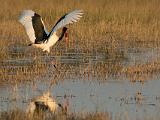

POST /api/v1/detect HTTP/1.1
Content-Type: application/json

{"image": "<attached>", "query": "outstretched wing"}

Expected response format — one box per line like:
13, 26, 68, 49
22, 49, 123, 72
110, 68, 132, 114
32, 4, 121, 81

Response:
19, 10, 49, 44
48, 10, 83, 38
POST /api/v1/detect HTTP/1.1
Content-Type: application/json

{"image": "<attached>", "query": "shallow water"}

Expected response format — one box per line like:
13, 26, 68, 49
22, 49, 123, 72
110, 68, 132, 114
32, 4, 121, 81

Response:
0, 46, 160, 120
0, 77, 160, 120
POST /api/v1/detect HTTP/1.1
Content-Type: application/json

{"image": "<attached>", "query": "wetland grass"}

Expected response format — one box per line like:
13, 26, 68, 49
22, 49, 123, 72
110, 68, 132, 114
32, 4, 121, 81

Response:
0, 1, 160, 119
122, 60, 160, 83
0, 109, 160, 120
0, 0, 159, 53
0, 0, 160, 82
0, 109, 111, 120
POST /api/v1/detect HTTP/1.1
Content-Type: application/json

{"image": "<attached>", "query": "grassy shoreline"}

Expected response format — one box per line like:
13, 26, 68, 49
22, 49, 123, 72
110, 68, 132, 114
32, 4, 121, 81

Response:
0, 109, 111, 120
0, 0, 159, 51
1, 109, 160, 120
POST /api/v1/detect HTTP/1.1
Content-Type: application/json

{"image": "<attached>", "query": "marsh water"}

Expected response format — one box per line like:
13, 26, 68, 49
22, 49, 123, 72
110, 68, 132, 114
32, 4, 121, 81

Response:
0, 46, 160, 120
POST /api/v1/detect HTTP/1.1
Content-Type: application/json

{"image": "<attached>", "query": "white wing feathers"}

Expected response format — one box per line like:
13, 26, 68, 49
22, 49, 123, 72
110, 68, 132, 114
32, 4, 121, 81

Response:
41, 18, 49, 35
50, 10, 83, 36
19, 10, 35, 25
19, 10, 36, 43
19, 9, 83, 46
19, 10, 49, 43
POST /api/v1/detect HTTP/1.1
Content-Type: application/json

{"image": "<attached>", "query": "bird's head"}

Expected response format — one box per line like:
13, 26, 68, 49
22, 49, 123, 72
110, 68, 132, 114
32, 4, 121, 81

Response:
63, 27, 68, 33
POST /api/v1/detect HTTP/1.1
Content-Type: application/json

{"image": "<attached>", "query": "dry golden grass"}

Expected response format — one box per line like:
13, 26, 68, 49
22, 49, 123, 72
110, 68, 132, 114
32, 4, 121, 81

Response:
0, 0, 160, 83
0, 109, 160, 120
0, 109, 111, 120
0, 0, 160, 52
122, 60, 160, 83
0, 0, 159, 52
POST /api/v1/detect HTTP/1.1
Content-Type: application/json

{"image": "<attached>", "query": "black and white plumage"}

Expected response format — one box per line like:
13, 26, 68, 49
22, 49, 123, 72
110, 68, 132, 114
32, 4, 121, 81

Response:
26, 92, 63, 115
19, 10, 83, 53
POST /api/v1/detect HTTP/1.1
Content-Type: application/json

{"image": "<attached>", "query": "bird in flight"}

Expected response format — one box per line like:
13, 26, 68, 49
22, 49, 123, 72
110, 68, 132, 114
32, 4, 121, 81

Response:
19, 9, 83, 53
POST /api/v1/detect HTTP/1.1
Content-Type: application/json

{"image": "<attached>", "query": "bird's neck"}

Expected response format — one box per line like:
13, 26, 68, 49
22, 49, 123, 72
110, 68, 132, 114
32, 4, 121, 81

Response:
58, 27, 68, 41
